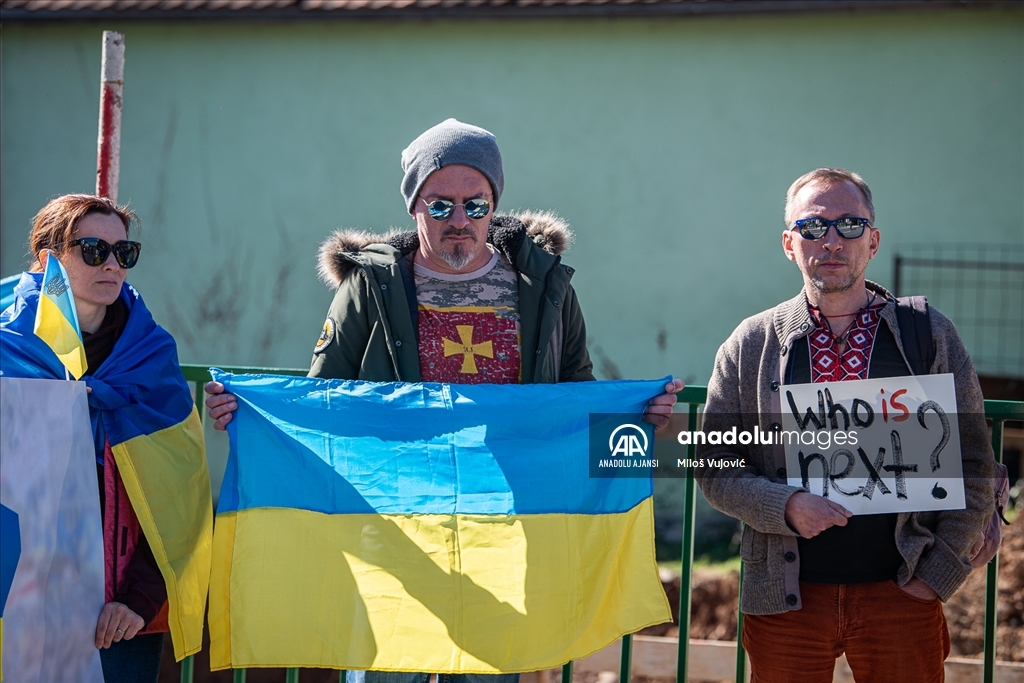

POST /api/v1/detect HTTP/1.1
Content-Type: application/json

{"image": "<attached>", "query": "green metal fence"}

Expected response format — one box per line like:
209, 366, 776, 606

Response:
178, 365, 1023, 683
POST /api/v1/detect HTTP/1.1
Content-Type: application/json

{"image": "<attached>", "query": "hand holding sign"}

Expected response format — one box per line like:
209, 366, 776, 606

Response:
782, 374, 964, 515
784, 491, 852, 538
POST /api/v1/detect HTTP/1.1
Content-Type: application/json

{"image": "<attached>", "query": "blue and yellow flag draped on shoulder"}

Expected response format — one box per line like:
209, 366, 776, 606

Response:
0, 272, 213, 662
208, 370, 672, 673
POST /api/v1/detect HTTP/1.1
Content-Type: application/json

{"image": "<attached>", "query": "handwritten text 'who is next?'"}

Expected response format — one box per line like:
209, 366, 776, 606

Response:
782, 374, 963, 516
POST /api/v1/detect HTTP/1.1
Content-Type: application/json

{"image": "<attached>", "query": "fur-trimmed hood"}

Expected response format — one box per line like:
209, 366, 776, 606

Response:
317, 210, 574, 289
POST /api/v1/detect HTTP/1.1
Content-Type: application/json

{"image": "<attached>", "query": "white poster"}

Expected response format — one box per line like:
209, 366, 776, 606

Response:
0, 377, 105, 683
781, 373, 964, 515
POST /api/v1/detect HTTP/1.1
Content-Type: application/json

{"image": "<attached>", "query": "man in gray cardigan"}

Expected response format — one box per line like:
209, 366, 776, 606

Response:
696, 168, 995, 683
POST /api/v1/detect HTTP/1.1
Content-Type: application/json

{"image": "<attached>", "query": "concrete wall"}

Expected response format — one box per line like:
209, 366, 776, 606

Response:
3, 10, 1022, 385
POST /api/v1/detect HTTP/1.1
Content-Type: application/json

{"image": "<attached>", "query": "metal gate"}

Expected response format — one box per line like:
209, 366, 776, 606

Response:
893, 244, 1024, 379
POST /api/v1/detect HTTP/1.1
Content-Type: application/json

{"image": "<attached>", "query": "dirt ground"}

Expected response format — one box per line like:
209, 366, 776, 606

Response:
640, 513, 1024, 662
945, 512, 1024, 660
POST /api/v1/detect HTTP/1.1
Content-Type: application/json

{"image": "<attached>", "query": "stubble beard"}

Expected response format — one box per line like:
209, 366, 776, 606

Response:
808, 257, 865, 294
809, 272, 858, 294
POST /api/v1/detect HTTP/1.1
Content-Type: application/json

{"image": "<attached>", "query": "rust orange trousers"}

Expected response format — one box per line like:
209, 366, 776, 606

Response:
742, 580, 950, 683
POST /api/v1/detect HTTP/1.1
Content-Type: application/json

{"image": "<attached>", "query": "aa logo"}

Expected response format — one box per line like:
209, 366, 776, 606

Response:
609, 424, 648, 458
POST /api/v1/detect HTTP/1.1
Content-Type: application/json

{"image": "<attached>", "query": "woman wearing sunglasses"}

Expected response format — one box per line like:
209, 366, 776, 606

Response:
0, 194, 212, 683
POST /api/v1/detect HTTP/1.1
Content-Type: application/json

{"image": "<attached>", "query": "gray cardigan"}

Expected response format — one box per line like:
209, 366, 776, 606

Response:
696, 283, 995, 615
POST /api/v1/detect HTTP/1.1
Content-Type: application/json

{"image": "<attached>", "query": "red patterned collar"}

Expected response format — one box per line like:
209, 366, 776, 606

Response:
806, 300, 885, 382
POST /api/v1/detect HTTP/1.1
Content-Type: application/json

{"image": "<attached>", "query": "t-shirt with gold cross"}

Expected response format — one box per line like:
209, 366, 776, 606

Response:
414, 248, 521, 384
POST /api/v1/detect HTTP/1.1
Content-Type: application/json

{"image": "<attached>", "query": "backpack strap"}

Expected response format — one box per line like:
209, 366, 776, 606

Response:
894, 296, 935, 376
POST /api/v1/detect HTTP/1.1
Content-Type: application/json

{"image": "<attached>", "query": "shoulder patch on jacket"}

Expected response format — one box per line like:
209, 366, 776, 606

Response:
314, 317, 336, 354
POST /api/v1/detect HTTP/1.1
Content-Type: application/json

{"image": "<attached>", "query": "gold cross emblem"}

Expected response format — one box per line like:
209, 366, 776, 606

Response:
442, 325, 493, 374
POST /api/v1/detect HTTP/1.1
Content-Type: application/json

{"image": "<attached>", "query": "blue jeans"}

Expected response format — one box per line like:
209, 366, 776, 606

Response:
350, 671, 520, 683
99, 632, 163, 683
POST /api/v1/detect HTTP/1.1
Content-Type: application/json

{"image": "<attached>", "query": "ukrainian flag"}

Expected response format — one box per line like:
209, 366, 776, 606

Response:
209, 370, 672, 673
0, 504, 20, 681
33, 252, 87, 379
0, 272, 213, 662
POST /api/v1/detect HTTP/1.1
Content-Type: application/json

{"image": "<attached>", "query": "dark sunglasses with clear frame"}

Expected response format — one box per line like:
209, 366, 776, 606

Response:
61, 237, 142, 269
420, 197, 491, 221
792, 216, 871, 240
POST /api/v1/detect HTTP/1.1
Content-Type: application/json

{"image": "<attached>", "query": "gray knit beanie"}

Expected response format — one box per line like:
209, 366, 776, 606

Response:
400, 119, 504, 214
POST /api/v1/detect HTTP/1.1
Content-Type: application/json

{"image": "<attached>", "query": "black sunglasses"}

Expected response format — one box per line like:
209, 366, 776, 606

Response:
792, 217, 871, 240
64, 237, 142, 269
420, 197, 491, 221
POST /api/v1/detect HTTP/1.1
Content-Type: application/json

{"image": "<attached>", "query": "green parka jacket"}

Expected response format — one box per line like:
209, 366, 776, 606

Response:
309, 211, 595, 384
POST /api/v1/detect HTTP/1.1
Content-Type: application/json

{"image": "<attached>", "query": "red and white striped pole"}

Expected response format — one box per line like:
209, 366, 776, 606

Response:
96, 31, 124, 203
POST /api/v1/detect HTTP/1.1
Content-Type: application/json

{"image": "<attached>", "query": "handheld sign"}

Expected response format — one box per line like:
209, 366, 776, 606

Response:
0, 377, 104, 682
781, 374, 963, 515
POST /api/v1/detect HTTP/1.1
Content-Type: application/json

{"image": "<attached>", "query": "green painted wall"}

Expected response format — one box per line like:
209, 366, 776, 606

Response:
3, 11, 1022, 387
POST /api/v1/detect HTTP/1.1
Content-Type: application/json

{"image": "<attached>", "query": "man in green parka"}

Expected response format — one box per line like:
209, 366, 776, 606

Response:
205, 118, 682, 683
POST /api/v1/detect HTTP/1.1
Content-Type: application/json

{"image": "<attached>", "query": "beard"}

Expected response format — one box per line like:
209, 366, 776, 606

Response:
439, 229, 479, 271
809, 272, 858, 294
808, 258, 860, 294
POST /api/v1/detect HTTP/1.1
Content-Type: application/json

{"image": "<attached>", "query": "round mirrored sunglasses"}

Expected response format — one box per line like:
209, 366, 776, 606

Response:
420, 197, 491, 221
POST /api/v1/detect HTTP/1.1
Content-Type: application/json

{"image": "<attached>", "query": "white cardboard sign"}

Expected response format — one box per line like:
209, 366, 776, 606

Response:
0, 377, 105, 683
782, 373, 964, 515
